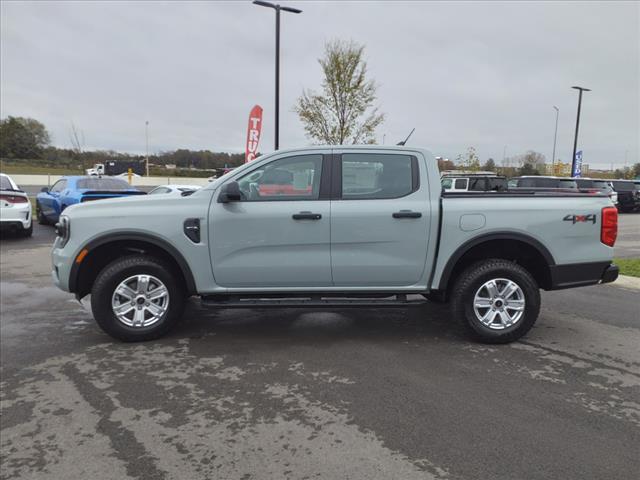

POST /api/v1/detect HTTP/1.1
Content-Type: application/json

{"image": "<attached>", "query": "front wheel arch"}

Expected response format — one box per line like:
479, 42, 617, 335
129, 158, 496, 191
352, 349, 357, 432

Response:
70, 233, 197, 298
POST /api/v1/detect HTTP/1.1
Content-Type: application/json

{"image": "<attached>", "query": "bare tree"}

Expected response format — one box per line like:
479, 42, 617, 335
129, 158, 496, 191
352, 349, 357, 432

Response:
69, 122, 85, 155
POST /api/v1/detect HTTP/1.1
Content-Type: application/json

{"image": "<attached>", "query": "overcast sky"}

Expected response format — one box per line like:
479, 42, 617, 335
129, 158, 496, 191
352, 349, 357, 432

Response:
1, 1, 638, 169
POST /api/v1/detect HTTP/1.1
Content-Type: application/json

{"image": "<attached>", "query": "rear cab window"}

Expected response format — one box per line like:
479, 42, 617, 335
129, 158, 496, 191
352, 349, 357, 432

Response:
0, 176, 14, 191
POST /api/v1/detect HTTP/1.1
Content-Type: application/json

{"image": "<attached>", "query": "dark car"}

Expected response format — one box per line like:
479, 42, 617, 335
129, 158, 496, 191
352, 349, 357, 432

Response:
441, 175, 508, 192
36, 176, 146, 225
609, 180, 640, 213
509, 176, 578, 191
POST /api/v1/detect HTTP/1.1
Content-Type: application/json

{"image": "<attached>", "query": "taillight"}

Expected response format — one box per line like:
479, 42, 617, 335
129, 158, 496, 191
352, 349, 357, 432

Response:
0, 194, 28, 203
601, 206, 618, 247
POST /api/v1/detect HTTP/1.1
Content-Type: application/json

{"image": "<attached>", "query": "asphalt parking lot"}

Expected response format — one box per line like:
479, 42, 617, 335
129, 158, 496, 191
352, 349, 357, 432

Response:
1, 215, 639, 480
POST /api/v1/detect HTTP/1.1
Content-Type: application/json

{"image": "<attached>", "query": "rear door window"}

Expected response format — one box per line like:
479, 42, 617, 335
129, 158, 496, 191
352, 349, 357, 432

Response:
487, 178, 508, 191
468, 178, 486, 191
341, 153, 417, 199
454, 178, 468, 190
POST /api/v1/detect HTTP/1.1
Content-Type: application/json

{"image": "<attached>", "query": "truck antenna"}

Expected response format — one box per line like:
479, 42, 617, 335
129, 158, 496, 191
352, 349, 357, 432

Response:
396, 128, 415, 146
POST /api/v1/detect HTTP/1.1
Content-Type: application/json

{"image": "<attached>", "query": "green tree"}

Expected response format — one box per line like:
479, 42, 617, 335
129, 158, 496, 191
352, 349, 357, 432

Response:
632, 162, 640, 178
519, 163, 540, 176
482, 158, 496, 171
295, 39, 384, 144
0, 117, 50, 159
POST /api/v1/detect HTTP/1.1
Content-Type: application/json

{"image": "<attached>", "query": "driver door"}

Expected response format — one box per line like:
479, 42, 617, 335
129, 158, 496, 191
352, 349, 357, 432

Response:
42, 179, 66, 219
210, 151, 332, 288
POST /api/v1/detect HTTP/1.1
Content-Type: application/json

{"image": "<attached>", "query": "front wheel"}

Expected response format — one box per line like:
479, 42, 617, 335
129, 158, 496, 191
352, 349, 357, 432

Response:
451, 259, 540, 344
91, 255, 185, 341
36, 202, 48, 225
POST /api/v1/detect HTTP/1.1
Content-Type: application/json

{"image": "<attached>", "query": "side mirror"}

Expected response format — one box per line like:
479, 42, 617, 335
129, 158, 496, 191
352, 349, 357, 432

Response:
218, 181, 242, 203
41, 187, 49, 193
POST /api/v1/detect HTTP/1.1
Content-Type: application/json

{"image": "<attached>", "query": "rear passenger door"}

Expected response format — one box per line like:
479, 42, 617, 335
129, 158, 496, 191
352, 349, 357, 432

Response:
330, 151, 430, 287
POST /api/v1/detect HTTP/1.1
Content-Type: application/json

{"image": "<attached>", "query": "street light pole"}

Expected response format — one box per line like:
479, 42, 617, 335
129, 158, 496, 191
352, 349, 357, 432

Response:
552, 106, 559, 173
570, 86, 590, 177
145, 120, 149, 177
253, 0, 302, 151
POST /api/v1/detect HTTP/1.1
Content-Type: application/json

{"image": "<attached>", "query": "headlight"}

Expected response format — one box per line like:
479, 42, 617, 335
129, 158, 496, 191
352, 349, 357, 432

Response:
55, 215, 71, 247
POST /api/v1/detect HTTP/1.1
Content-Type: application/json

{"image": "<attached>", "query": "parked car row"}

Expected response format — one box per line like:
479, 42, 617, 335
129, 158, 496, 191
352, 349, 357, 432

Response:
441, 173, 639, 212
1, 173, 204, 240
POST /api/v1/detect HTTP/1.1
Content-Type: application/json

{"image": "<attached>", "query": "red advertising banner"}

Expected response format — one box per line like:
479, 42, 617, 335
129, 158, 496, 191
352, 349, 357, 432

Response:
245, 105, 263, 163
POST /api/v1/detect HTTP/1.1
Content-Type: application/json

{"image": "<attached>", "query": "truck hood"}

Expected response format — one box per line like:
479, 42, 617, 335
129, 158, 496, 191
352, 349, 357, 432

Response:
63, 188, 213, 219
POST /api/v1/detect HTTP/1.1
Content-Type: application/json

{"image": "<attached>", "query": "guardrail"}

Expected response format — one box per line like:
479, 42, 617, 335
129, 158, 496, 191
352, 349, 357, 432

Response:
8, 174, 213, 188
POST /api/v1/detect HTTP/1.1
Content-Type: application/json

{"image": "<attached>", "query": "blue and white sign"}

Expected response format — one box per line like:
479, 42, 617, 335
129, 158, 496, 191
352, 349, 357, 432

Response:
572, 150, 583, 178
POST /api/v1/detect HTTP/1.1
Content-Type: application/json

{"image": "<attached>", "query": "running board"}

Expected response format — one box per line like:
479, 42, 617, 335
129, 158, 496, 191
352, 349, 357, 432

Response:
200, 294, 428, 309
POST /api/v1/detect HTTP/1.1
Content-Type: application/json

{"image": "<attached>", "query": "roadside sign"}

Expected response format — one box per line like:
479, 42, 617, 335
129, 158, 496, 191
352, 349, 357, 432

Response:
572, 150, 583, 178
245, 105, 263, 163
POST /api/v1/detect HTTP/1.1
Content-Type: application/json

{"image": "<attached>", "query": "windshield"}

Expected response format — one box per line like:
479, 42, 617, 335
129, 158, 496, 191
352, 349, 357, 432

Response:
592, 180, 608, 189
77, 177, 133, 190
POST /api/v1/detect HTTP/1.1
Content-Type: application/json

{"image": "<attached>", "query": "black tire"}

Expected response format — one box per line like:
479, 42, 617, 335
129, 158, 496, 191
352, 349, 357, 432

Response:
36, 202, 48, 225
451, 259, 540, 344
21, 221, 33, 237
91, 255, 186, 342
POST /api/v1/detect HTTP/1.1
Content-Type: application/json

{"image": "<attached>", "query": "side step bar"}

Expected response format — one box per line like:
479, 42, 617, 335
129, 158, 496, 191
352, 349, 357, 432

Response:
200, 294, 428, 309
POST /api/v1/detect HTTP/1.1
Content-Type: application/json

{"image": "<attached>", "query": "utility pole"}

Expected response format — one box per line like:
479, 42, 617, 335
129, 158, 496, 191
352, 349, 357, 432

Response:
570, 86, 590, 177
552, 106, 559, 173
253, 1, 302, 150
145, 120, 149, 177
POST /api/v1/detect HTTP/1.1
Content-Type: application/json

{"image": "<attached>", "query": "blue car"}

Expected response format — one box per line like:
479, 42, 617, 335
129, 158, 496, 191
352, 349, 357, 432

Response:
36, 176, 145, 225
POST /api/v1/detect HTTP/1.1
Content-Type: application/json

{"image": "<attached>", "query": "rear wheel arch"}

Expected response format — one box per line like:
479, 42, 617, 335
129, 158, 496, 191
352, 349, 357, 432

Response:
438, 233, 555, 297
69, 233, 197, 298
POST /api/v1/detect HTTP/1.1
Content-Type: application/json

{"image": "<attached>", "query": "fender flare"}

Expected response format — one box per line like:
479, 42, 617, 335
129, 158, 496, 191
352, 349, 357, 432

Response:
68, 232, 197, 295
438, 232, 556, 290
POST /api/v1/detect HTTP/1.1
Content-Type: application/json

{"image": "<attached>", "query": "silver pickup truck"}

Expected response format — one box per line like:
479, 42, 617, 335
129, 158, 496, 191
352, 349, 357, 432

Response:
51, 146, 619, 343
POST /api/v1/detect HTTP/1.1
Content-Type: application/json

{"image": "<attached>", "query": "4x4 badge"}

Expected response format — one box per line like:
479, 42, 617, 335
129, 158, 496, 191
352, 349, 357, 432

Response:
563, 214, 596, 224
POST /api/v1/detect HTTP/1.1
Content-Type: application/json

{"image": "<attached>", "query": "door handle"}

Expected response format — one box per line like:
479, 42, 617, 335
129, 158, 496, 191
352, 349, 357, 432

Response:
392, 210, 422, 219
292, 211, 322, 220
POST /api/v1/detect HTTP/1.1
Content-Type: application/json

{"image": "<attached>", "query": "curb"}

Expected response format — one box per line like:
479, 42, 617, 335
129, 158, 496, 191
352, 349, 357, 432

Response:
613, 275, 640, 291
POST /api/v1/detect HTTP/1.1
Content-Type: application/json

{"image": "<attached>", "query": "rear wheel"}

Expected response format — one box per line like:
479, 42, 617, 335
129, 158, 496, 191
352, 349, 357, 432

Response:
21, 221, 33, 237
451, 259, 540, 344
91, 255, 185, 341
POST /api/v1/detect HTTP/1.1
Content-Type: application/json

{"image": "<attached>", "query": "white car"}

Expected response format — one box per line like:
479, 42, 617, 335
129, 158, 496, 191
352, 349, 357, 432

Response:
0, 173, 33, 237
147, 184, 202, 196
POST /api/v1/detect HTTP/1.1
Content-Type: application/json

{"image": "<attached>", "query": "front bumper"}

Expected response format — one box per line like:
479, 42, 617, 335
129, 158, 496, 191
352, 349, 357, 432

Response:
549, 261, 618, 290
51, 238, 73, 292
